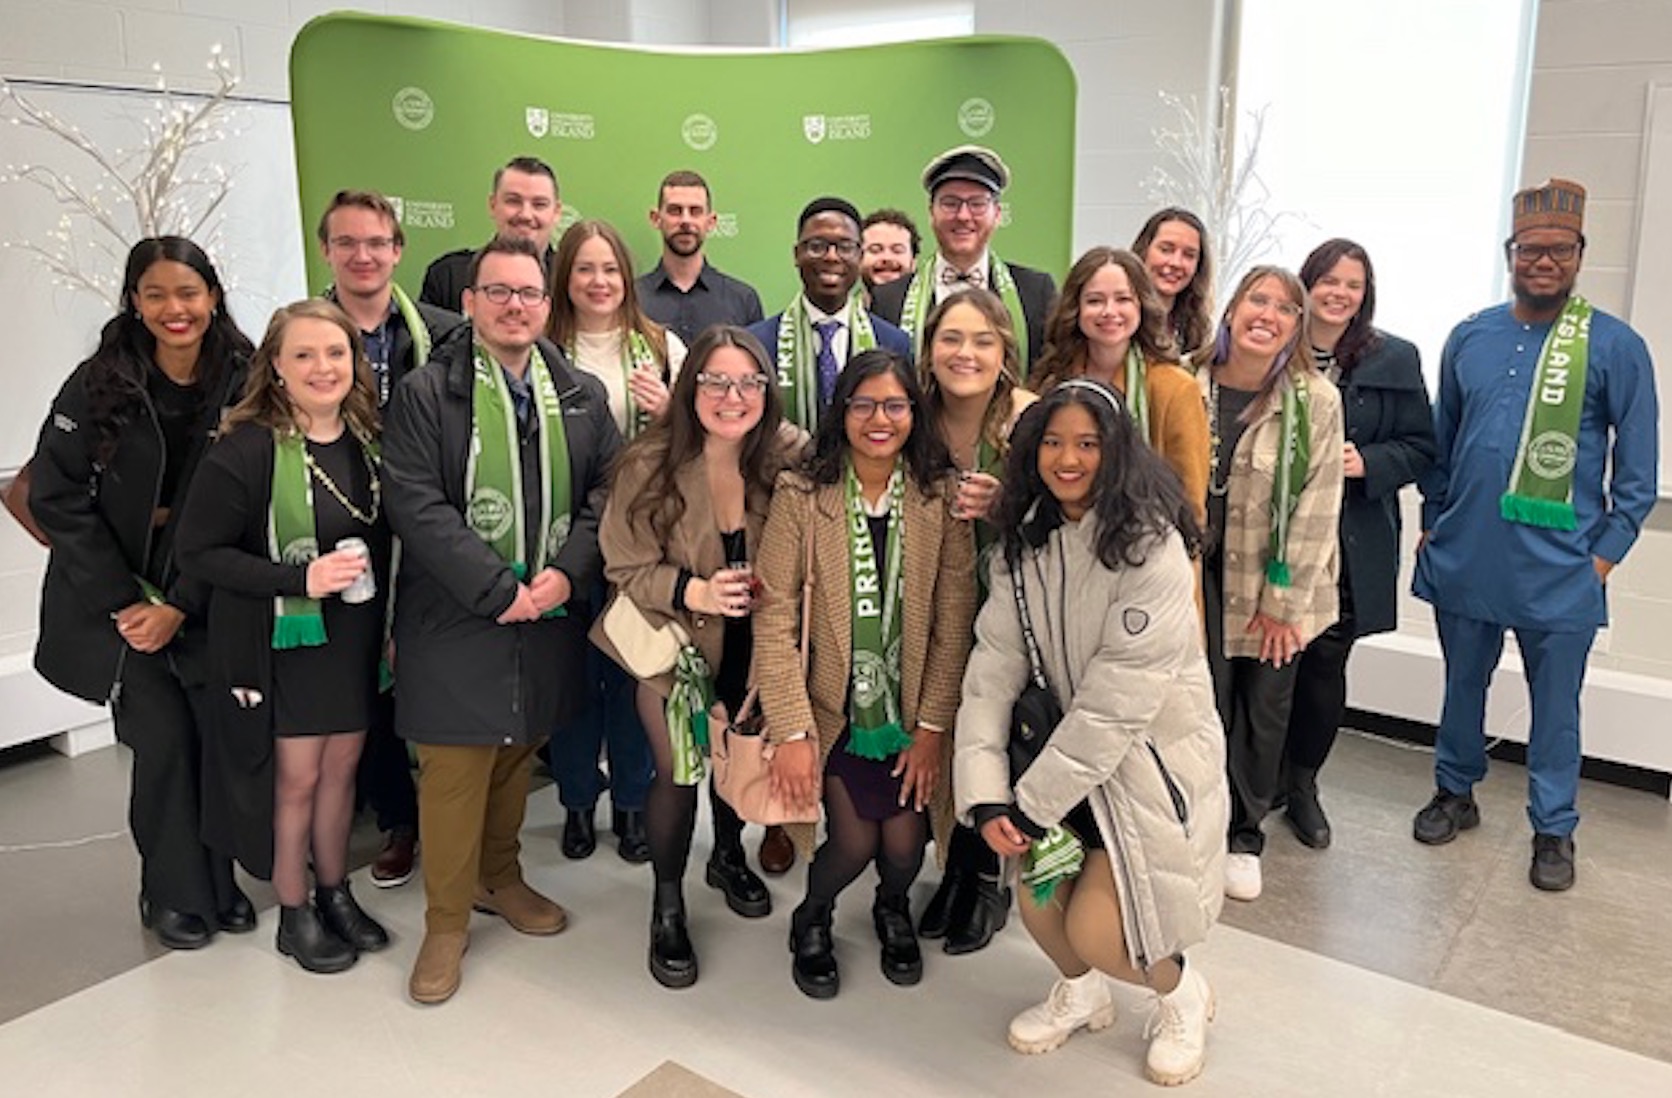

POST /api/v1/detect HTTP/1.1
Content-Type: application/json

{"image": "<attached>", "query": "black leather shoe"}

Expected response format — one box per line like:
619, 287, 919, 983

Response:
614, 808, 651, 864
1530, 833, 1576, 892
275, 903, 357, 974
315, 881, 390, 952
944, 878, 1009, 955
216, 886, 258, 934
917, 871, 967, 940
873, 896, 923, 986
1413, 789, 1480, 845
649, 886, 698, 989
139, 896, 213, 950
788, 905, 839, 1000
705, 849, 771, 918
1284, 767, 1332, 850
561, 809, 597, 860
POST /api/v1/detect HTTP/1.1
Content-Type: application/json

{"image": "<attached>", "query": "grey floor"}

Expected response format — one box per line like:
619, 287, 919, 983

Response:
1, 727, 1669, 1096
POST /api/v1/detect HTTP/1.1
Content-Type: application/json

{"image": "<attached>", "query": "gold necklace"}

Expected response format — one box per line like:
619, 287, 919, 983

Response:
301, 434, 381, 526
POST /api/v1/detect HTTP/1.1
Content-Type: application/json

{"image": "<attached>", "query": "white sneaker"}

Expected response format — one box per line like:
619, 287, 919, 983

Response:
1223, 852, 1262, 901
1144, 961, 1215, 1085
1006, 970, 1116, 1054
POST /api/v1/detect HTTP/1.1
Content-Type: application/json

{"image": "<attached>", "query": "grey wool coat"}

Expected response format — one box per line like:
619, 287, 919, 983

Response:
955, 514, 1228, 969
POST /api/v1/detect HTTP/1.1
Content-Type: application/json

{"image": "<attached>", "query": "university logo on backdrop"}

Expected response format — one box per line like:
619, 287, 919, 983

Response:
801, 113, 871, 144
391, 86, 434, 131
682, 113, 718, 151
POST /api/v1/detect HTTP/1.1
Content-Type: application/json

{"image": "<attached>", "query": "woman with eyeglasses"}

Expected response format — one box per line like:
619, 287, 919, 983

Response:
1279, 241, 1435, 849
755, 349, 977, 999
1132, 209, 1215, 363
913, 287, 1036, 955
543, 219, 687, 863
593, 326, 798, 989
1198, 267, 1344, 902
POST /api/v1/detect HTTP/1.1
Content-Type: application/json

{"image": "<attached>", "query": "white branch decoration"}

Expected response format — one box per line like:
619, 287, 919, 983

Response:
1, 46, 241, 301
1144, 87, 1304, 305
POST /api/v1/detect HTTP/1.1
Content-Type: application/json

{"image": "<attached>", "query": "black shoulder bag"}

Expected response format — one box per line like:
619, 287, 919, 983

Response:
1005, 538, 1063, 781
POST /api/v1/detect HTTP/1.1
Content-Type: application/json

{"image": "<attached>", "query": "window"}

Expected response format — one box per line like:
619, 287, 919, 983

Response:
784, 0, 974, 48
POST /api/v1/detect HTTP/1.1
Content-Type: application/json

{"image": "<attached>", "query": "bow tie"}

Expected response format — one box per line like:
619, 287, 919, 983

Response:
940, 267, 983, 286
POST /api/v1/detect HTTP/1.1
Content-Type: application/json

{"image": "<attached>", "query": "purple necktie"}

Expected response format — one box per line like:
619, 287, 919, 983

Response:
814, 319, 841, 408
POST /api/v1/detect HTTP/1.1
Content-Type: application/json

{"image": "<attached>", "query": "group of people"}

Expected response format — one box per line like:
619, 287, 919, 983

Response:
23, 133, 1656, 1088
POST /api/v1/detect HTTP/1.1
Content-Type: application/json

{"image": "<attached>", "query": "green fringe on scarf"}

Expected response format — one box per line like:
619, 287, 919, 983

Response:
1020, 825, 1085, 907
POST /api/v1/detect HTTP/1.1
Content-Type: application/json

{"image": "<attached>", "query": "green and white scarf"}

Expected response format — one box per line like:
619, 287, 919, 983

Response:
1501, 295, 1590, 532
269, 429, 327, 649
666, 645, 715, 786
1123, 346, 1150, 443
844, 461, 911, 761
1264, 370, 1312, 589
466, 342, 571, 615
391, 284, 431, 369
1020, 825, 1085, 907
570, 328, 659, 439
774, 290, 878, 430
900, 251, 1031, 377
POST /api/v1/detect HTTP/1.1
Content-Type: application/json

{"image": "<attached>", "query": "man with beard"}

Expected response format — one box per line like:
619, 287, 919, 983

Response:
421, 157, 562, 311
636, 170, 764, 347
860, 208, 919, 294
1412, 178, 1657, 892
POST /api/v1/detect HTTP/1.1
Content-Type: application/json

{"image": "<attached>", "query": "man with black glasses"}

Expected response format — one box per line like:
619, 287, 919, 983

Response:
1412, 178, 1658, 892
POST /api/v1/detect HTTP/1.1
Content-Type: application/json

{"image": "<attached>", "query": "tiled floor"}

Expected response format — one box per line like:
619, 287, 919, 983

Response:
1, 728, 1669, 1096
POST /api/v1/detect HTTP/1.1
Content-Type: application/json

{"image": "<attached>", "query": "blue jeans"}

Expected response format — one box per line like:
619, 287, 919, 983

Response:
548, 594, 652, 813
1433, 609, 1595, 836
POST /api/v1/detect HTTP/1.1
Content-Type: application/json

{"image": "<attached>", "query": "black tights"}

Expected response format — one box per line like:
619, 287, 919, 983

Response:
637, 685, 745, 888
803, 776, 927, 914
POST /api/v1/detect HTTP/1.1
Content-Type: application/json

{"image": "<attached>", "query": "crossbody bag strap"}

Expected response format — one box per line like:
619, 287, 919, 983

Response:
1004, 538, 1052, 695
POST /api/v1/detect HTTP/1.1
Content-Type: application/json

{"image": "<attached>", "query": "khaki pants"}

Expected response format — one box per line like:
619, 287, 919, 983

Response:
415, 740, 544, 933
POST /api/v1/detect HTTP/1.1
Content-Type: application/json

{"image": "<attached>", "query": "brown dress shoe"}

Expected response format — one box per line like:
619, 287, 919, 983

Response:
758, 825, 795, 876
409, 930, 468, 1004
473, 880, 568, 935
371, 827, 418, 888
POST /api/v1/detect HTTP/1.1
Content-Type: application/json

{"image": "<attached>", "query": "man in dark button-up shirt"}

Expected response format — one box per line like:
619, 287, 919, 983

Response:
634, 169, 763, 346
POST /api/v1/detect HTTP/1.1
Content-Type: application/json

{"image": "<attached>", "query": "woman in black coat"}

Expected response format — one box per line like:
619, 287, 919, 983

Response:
29, 236, 254, 949
176, 300, 392, 973
1281, 239, 1436, 847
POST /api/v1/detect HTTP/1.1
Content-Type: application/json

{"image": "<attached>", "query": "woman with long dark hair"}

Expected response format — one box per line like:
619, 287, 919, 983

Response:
544, 219, 686, 861
30, 236, 254, 949
593, 326, 798, 988
1132, 209, 1214, 363
956, 379, 1226, 1085
1198, 266, 1344, 902
175, 300, 393, 973
914, 287, 1036, 954
755, 349, 976, 999
1280, 240, 1435, 847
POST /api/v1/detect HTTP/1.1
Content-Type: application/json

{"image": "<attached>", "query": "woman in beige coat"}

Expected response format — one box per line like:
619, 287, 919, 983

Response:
955, 379, 1227, 1086
594, 326, 796, 990
755, 349, 976, 1000
1197, 267, 1344, 904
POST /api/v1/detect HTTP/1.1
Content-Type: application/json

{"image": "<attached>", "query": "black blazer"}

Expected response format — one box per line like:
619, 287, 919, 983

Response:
1336, 332, 1436, 636
869, 259, 1058, 374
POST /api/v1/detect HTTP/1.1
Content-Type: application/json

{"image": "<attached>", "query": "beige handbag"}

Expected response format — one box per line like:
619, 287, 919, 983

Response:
599, 592, 689, 679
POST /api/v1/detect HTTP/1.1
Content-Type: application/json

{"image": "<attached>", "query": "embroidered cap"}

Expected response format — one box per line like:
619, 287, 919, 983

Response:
922, 145, 1011, 195
1512, 178, 1586, 235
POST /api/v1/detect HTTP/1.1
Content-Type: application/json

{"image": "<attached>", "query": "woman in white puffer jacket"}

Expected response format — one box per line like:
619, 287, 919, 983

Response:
955, 378, 1228, 1087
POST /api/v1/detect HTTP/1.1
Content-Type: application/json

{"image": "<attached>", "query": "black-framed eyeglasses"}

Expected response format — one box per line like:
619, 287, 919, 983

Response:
1507, 241, 1581, 264
845, 396, 912, 421
474, 283, 549, 306
695, 372, 771, 398
799, 238, 861, 260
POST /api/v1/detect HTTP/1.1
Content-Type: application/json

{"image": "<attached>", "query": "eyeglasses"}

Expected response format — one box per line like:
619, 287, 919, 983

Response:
799, 238, 861, 260
846, 396, 912, 421
1507, 241, 1581, 264
695, 372, 771, 398
474, 284, 548, 306
328, 236, 396, 254
1245, 291, 1303, 320
934, 194, 995, 216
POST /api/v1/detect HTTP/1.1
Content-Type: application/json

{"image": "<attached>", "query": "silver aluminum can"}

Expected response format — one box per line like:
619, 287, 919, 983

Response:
336, 537, 376, 605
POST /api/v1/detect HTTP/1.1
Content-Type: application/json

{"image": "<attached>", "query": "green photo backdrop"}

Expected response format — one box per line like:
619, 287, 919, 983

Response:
290, 14, 1076, 311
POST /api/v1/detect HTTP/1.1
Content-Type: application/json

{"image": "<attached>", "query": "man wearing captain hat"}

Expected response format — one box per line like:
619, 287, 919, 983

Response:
1411, 178, 1658, 891
869, 144, 1057, 377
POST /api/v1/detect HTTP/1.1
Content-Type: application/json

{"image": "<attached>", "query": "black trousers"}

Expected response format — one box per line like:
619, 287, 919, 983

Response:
355, 688, 417, 832
1285, 610, 1357, 772
115, 650, 236, 920
1204, 550, 1300, 857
